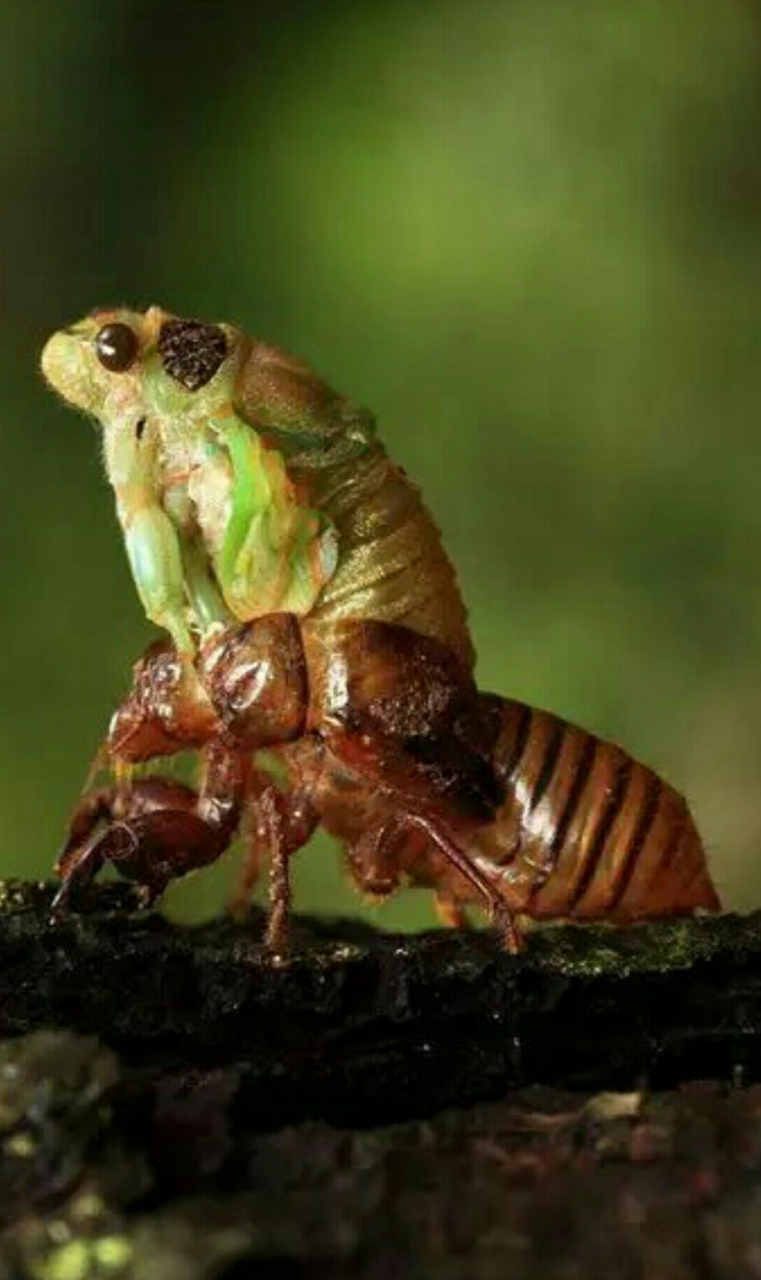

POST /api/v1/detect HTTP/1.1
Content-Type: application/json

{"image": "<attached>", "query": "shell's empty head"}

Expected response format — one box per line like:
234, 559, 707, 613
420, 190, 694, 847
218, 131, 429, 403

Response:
41, 306, 236, 419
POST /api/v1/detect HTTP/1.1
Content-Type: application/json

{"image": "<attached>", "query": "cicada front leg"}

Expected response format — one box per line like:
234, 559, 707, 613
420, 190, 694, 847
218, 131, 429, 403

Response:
104, 417, 198, 656
54, 618, 316, 943
52, 742, 247, 917
52, 639, 232, 914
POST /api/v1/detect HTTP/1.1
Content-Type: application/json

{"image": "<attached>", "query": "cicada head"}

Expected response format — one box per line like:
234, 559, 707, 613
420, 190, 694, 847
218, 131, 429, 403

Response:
41, 306, 248, 428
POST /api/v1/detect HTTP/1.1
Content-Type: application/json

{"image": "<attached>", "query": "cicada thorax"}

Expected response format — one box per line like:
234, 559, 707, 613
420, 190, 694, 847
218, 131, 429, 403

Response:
233, 339, 476, 671
472, 695, 719, 921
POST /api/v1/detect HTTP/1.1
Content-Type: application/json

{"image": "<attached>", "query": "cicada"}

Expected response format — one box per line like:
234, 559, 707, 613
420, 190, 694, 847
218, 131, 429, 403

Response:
41, 307, 720, 950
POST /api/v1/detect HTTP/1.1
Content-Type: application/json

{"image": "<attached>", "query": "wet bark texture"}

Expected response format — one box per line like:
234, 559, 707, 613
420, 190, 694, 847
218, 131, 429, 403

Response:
1, 880, 761, 1278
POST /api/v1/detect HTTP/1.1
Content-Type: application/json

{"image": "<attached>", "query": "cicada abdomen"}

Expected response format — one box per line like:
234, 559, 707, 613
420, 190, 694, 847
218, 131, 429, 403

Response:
476, 696, 720, 921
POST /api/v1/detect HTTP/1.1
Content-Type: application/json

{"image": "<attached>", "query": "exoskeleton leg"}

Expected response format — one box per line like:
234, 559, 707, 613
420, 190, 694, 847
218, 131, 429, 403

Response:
347, 819, 472, 927
344, 823, 404, 899
230, 769, 319, 953
434, 894, 470, 930
324, 731, 523, 951
55, 619, 312, 944
395, 810, 523, 951
345, 821, 470, 929
52, 743, 247, 916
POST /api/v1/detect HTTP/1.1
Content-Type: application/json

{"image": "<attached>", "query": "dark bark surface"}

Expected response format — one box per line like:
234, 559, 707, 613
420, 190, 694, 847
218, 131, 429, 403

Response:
2, 880, 761, 1277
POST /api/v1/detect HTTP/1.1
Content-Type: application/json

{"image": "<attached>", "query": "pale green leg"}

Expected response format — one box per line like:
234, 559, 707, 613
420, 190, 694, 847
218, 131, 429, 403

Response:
123, 505, 194, 654
210, 413, 335, 617
106, 418, 195, 654
228, 508, 336, 615
212, 414, 277, 601
181, 533, 232, 633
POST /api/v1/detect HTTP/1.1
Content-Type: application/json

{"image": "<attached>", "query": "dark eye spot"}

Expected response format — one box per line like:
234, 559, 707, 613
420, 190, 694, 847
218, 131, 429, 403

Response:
95, 322, 139, 372
135, 417, 146, 440
158, 319, 227, 391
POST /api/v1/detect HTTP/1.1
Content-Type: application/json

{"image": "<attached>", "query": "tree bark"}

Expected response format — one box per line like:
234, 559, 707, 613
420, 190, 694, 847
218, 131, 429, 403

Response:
1, 880, 760, 1277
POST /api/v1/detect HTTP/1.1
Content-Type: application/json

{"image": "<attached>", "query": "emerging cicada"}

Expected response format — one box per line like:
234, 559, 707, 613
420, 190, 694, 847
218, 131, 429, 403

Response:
41, 307, 720, 950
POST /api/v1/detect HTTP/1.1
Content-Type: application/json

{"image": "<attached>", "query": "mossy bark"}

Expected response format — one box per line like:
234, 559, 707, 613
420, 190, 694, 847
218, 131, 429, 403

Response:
1, 881, 761, 1277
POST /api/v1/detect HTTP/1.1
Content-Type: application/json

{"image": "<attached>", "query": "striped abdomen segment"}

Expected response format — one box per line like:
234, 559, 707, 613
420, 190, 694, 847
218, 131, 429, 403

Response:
307, 447, 475, 671
480, 697, 719, 921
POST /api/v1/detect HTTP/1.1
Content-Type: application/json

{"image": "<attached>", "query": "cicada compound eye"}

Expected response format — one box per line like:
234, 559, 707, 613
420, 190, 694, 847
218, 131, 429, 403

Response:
94, 322, 139, 373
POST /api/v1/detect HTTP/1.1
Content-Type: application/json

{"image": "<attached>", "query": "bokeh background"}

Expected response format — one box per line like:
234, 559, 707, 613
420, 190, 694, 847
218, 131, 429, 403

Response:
3, 0, 761, 927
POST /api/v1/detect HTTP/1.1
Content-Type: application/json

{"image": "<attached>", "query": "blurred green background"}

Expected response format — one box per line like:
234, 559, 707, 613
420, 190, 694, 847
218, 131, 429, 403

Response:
3, 0, 761, 927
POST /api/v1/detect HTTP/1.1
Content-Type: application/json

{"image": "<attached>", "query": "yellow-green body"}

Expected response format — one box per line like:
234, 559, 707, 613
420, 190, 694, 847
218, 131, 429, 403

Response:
41, 306, 472, 667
